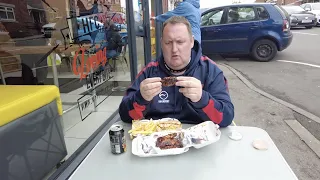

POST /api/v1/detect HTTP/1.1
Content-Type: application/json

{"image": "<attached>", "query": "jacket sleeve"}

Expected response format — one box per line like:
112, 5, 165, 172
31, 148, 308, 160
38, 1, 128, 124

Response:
115, 33, 123, 47
119, 68, 152, 123
155, 2, 193, 22
189, 71, 234, 127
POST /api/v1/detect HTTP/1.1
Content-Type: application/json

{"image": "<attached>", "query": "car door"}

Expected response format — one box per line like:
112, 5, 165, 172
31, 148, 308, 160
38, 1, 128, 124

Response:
217, 6, 261, 53
200, 8, 227, 55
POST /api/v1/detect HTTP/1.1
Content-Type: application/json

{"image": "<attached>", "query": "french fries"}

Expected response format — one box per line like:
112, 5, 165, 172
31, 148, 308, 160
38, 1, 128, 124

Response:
128, 119, 182, 139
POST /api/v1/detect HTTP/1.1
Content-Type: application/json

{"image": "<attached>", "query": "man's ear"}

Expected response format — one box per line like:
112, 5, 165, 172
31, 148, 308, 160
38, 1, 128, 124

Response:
191, 35, 194, 48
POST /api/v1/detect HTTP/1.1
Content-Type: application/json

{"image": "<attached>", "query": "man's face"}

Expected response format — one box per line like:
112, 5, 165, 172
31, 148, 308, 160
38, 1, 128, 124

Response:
161, 23, 194, 70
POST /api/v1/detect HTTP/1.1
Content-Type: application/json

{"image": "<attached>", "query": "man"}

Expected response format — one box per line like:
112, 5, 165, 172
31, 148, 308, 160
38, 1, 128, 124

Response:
150, 0, 201, 44
119, 16, 234, 127
106, 24, 122, 58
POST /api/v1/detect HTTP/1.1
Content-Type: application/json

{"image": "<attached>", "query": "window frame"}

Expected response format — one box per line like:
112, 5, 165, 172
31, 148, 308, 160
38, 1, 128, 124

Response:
32, 11, 43, 23
201, 8, 227, 27
225, 6, 258, 25
255, 6, 270, 21
0, 5, 16, 21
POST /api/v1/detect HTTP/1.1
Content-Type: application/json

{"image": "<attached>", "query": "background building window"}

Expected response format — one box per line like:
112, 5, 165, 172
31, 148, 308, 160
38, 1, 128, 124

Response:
0, 6, 15, 21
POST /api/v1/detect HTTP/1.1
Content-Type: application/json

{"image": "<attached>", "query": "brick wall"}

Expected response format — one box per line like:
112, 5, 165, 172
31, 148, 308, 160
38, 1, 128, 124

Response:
0, 0, 44, 38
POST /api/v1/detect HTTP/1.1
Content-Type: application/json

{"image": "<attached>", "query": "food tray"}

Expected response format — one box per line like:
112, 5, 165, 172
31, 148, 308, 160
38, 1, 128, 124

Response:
132, 121, 221, 157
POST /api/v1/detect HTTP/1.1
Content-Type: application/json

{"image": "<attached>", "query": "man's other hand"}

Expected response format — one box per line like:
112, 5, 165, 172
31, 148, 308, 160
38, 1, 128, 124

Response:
140, 77, 162, 101
150, 17, 156, 20
176, 76, 202, 103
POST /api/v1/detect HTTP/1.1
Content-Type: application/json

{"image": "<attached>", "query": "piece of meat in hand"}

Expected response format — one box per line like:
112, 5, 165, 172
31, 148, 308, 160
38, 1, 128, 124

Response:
161, 77, 177, 87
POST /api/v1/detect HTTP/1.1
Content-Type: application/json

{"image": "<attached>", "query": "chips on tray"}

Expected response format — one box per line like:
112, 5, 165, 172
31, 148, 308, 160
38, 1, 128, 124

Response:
128, 118, 182, 139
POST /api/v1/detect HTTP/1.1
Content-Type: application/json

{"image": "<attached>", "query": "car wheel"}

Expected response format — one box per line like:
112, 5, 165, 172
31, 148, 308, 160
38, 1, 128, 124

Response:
305, 26, 313, 29
251, 39, 277, 62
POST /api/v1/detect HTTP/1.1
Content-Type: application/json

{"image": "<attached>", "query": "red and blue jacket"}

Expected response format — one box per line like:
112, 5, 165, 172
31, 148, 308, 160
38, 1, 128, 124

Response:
119, 42, 234, 127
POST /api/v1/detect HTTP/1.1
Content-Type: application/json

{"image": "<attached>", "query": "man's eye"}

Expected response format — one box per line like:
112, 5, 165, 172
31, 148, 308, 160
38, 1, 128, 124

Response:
177, 41, 184, 44
165, 42, 171, 45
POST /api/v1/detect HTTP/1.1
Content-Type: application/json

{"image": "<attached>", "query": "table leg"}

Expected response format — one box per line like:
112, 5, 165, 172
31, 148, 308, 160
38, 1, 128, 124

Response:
0, 61, 6, 85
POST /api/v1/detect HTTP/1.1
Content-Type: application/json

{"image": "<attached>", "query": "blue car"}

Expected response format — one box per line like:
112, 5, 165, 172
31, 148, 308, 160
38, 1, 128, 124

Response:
201, 3, 293, 61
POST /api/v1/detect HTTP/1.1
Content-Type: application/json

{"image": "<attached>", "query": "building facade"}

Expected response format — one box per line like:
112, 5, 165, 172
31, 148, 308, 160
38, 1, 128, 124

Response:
0, 0, 46, 38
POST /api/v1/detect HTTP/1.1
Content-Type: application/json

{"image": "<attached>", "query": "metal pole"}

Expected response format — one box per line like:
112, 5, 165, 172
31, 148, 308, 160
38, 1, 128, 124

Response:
0, 61, 6, 85
51, 52, 60, 87
90, 59, 97, 112
126, 0, 138, 82
155, 0, 163, 58
143, 0, 152, 65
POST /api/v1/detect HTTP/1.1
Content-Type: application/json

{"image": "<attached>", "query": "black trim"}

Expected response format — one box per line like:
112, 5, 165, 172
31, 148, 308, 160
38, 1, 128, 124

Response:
155, 1, 163, 58
202, 38, 248, 42
48, 110, 120, 180
142, 0, 152, 65
35, 44, 59, 66
126, 0, 138, 82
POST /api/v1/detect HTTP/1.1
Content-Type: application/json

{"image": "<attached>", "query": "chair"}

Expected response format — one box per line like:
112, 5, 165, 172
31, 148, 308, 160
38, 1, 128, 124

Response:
4, 63, 38, 85
110, 35, 128, 74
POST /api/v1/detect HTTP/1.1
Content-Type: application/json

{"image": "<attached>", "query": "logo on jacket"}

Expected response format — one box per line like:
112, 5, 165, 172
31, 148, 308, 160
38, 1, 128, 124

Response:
158, 91, 169, 103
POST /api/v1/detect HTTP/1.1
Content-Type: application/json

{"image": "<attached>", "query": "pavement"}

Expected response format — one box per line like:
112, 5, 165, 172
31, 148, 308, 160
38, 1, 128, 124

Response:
215, 27, 320, 143
217, 64, 320, 180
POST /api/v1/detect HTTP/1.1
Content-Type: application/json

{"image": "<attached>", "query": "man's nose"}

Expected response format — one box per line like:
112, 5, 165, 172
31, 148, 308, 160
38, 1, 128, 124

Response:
172, 42, 178, 52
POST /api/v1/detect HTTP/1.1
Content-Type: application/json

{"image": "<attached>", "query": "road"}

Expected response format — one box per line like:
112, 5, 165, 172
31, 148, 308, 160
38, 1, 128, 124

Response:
214, 27, 320, 140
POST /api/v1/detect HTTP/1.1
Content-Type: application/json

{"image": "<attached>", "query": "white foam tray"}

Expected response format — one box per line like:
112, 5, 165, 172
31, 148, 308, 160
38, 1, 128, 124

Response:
132, 121, 221, 157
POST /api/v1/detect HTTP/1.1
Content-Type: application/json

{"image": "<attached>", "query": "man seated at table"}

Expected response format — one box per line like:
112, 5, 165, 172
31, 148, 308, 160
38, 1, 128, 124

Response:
119, 16, 234, 127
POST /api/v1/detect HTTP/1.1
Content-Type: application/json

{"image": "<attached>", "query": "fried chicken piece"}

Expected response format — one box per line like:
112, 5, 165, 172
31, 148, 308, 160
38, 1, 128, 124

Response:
161, 77, 177, 87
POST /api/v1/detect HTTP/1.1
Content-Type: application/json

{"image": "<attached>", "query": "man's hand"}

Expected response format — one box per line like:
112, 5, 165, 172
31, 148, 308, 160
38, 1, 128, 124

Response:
140, 77, 162, 101
150, 17, 156, 20
176, 76, 202, 103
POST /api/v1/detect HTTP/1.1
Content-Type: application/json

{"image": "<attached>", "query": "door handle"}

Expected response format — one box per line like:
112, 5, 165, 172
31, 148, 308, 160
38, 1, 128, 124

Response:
250, 25, 259, 29
214, 28, 221, 32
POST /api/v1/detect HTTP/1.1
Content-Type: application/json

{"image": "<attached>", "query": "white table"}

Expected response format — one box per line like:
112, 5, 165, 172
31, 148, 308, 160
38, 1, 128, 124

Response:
68, 121, 298, 180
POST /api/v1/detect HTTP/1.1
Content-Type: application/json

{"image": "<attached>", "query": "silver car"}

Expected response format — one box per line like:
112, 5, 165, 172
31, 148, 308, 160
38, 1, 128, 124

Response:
282, 5, 316, 29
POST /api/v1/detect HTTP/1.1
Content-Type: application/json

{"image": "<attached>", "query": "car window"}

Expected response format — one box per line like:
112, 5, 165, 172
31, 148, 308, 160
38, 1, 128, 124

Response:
311, 4, 320, 10
305, 4, 312, 9
282, 6, 305, 14
274, 5, 288, 19
301, 4, 306, 9
256, 6, 269, 20
201, 9, 224, 26
227, 7, 256, 24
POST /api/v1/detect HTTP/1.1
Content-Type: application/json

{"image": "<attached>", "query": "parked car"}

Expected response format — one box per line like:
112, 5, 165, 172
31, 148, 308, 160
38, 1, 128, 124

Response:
282, 5, 316, 29
201, 3, 293, 62
301, 3, 320, 26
